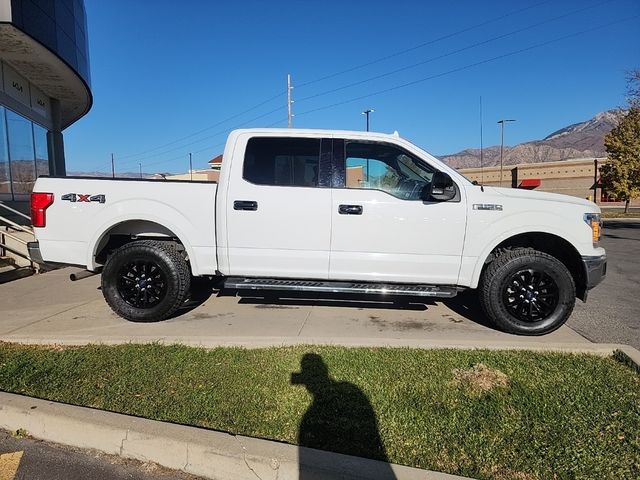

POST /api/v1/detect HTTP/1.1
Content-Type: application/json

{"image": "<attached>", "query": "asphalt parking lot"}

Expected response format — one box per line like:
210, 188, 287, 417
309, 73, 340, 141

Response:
0, 220, 636, 349
568, 219, 640, 349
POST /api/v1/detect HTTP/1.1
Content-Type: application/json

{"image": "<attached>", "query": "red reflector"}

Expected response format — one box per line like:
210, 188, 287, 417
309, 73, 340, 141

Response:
31, 192, 54, 228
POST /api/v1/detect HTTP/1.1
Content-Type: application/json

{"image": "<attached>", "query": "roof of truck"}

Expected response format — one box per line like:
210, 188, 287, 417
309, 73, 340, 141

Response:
229, 128, 404, 140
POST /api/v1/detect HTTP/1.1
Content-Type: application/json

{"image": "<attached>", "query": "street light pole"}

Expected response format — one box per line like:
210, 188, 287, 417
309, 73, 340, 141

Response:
497, 119, 516, 187
362, 109, 374, 131
138, 163, 142, 179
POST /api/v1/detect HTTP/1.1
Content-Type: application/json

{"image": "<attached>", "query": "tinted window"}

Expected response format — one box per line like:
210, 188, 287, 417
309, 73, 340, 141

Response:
244, 137, 321, 187
344, 141, 435, 200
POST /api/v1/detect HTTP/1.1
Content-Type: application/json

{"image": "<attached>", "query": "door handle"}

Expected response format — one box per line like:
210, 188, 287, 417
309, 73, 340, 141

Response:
234, 200, 258, 211
338, 204, 363, 215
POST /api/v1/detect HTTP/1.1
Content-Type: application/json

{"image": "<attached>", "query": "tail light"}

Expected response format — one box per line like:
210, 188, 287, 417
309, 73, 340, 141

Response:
31, 192, 54, 228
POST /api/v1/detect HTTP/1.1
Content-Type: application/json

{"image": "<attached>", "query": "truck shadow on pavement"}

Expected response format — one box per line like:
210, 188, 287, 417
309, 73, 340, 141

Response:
232, 289, 497, 330
167, 277, 221, 319
292, 353, 397, 479
603, 220, 640, 230
442, 290, 494, 329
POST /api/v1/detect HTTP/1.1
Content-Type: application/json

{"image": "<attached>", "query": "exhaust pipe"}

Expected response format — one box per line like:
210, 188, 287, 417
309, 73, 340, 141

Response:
70, 269, 99, 282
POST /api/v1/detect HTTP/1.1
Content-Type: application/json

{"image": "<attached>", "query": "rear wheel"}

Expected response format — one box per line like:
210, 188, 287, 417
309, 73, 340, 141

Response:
479, 248, 575, 335
101, 240, 191, 322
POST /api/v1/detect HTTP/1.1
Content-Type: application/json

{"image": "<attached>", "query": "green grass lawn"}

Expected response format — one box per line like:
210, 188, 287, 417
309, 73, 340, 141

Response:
0, 343, 638, 480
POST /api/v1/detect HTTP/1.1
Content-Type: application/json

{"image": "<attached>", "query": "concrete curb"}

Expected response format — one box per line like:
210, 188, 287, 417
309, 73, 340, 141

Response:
0, 392, 466, 480
1, 334, 639, 358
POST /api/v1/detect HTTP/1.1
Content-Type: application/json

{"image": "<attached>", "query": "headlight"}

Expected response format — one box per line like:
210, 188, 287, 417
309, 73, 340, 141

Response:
583, 213, 601, 247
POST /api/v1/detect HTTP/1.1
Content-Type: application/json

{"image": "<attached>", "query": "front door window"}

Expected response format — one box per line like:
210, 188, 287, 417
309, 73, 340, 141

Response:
344, 141, 434, 200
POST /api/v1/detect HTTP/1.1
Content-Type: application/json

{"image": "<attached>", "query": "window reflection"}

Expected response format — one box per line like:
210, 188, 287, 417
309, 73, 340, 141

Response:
34, 124, 49, 178
0, 107, 49, 200
0, 107, 11, 199
344, 141, 434, 200
6, 110, 36, 196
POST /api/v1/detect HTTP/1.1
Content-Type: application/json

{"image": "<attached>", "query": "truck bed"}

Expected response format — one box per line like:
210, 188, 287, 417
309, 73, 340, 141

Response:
33, 176, 218, 275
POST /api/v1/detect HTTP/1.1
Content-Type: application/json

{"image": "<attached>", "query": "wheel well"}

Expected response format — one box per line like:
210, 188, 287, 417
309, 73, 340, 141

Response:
483, 232, 586, 300
94, 220, 184, 265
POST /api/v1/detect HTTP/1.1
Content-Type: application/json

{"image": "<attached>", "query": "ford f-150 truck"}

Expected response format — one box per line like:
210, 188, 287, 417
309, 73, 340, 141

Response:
28, 128, 606, 335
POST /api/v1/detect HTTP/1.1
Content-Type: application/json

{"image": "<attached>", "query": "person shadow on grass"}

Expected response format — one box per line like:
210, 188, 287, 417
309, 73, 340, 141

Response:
291, 353, 396, 479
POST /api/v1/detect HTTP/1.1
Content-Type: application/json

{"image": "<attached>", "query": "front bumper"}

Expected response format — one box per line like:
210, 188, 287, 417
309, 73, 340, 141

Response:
582, 254, 607, 290
27, 241, 44, 264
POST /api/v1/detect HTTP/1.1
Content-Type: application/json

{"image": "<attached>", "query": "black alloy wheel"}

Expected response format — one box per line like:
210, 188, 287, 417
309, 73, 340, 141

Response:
502, 268, 560, 322
117, 260, 168, 308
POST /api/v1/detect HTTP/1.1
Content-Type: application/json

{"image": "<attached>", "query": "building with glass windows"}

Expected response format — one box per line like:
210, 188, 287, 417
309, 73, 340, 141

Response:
0, 0, 91, 202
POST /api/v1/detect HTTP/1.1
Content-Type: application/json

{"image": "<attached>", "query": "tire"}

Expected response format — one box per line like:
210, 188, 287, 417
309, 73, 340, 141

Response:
479, 248, 575, 335
101, 240, 191, 322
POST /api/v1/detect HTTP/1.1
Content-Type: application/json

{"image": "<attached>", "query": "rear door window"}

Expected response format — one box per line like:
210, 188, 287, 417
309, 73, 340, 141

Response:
243, 137, 321, 187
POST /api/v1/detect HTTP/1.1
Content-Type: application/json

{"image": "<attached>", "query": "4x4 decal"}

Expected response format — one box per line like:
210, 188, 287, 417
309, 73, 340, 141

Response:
61, 193, 106, 203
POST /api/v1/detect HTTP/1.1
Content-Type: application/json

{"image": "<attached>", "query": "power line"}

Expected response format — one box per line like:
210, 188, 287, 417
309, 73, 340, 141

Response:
105, 1, 626, 173
294, 15, 639, 120
116, 89, 286, 161
112, 0, 555, 163
296, 0, 556, 89
295, 0, 615, 105
111, 103, 290, 172
139, 117, 290, 172
106, 103, 286, 171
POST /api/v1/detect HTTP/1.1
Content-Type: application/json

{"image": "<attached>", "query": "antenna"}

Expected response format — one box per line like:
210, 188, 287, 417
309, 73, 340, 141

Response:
480, 96, 484, 191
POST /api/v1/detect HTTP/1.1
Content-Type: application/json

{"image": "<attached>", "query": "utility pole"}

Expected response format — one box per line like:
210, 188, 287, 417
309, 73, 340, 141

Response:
189, 153, 193, 181
111, 153, 115, 179
479, 97, 484, 186
287, 74, 294, 128
361, 109, 374, 184
497, 119, 516, 187
138, 163, 142, 179
593, 158, 598, 202
362, 109, 374, 131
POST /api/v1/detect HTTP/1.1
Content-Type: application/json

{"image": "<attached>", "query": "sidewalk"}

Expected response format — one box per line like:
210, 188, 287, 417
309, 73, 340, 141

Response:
0, 268, 591, 349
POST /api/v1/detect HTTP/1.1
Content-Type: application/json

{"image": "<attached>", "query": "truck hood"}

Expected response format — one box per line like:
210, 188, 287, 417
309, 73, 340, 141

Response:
485, 186, 598, 210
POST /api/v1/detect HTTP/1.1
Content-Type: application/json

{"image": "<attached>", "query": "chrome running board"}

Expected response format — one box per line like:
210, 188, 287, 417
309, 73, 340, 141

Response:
224, 277, 458, 298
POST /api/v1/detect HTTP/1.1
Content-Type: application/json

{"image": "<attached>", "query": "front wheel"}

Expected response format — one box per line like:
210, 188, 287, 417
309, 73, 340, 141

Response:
479, 248, 576, 335
101, 240, 191, 322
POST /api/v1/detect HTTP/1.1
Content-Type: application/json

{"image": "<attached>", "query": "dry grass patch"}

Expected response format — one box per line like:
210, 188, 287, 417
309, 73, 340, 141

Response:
451, 362, 509, 395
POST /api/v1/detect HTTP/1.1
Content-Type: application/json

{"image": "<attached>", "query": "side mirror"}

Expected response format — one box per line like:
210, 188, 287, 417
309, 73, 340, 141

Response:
425, 171, 456, 201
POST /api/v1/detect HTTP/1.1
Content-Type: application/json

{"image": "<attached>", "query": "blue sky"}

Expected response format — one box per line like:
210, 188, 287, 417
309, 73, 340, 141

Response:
64, 0, 640, 174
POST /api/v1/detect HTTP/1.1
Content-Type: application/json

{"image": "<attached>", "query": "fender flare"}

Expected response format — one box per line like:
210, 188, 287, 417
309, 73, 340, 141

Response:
468, 225, 583, 289
86, 215, 199, 275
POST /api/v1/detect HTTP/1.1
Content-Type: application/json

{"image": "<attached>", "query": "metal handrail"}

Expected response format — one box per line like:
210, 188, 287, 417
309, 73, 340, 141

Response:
0, 229, 29, 245
0, 202, 34, 235
0, 201, 31, 221
0, 203, 37, 273
0, 214, 33, 235
0, 242, 34, 265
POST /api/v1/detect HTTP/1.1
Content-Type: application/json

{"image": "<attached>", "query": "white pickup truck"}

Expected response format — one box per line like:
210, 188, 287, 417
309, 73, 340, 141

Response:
28, 128, 606, 335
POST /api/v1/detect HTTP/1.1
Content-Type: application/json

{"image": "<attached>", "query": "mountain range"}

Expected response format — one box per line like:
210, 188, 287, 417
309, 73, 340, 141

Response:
69, 110, 620, 176
440, 110, 620, 169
